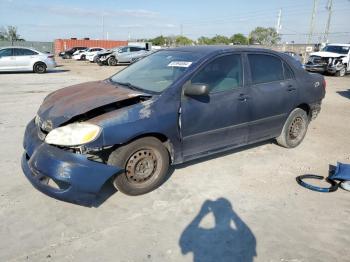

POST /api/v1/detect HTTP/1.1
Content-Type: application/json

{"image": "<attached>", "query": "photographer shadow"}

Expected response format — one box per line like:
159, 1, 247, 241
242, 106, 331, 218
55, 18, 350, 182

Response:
179, 198, 256, 262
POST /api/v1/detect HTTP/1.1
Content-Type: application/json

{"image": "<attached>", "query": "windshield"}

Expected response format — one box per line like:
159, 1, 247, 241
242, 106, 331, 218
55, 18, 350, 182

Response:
110, 50, 202, 93
322, 45, 350, 55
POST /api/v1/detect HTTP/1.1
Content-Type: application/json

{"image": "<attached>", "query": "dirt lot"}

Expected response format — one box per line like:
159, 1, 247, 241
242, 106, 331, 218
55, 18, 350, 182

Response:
0, 59, 350, 262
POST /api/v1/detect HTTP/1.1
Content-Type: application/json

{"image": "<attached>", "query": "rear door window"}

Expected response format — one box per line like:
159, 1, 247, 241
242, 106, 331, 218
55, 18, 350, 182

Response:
192, 54, 243, 93
248, 54, 284, 84
14, 48, 38, 56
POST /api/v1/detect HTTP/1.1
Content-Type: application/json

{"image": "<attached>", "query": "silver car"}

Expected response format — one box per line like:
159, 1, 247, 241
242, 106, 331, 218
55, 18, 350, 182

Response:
0, 47, 56, 73
98, 46, 150, 66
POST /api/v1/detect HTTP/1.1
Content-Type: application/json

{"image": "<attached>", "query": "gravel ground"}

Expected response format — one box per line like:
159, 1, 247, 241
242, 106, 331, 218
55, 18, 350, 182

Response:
0, 59, 349, 262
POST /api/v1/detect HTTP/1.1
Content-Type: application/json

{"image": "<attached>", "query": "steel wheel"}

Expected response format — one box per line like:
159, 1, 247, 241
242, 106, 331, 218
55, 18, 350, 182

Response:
288, 116, 305, 142
125, 149, 161, 184
276, 108, 309, 148
108, 137, 170, 195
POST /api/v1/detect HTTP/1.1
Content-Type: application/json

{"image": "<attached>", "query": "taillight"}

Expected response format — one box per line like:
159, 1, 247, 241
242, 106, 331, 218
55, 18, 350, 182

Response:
323, 78, 326, 89
47, 55, 54, 59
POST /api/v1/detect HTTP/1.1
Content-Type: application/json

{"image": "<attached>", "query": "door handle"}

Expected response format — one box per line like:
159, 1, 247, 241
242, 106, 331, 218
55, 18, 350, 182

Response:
238, 94, 250, 102
287, 85, 296, 91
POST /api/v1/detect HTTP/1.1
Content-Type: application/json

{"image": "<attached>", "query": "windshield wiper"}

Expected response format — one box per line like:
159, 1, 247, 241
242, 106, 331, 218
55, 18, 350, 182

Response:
113, 81, 145, 92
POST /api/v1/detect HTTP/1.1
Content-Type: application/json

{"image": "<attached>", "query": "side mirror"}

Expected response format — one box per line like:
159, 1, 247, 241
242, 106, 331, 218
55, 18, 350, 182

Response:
184, 83, 209, 96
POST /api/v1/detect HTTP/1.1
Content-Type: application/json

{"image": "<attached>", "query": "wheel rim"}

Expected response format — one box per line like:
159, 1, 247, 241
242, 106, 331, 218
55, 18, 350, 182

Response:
125, 148, 161, 184
36, 64, 45, 73
288, 116, 305, 142
109, 58, 117, 65
340, 68, 346, 76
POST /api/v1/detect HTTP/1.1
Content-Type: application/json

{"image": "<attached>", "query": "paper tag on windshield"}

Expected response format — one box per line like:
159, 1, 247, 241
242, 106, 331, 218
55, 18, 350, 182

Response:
168, 61, 192, 67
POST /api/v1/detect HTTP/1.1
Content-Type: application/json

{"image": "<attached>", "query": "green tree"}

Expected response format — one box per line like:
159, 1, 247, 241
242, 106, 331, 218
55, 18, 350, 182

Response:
175, 35, 193, 46
150, 35, 166, 46
249, 27, 280, 46
0, 26, 6, 40
197, 36, 213, 45
230, 33, 248, 45
210, 35, 230, 45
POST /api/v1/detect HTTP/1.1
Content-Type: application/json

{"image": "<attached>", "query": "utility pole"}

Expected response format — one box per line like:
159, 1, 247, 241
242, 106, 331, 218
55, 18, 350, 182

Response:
276, 8, 282, 34
323, 0, 333, 43
307, 0, 319, 44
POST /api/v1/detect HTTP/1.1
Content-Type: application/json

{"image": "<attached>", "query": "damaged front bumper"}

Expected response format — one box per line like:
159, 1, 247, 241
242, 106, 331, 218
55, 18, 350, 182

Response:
21, 119, 122, 206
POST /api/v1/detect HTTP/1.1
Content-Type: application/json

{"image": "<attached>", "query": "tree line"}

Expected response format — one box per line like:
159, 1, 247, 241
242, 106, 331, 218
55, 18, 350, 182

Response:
147, 27, 280, 46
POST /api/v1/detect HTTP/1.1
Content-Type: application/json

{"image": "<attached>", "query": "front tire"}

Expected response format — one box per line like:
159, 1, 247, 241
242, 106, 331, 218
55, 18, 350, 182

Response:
108, 137, 170, 195
276, 108, 309, 148
335, 66, 346, 77
107, 56, 118, 66
81, 54, 86, 60
33, 62, 47, 74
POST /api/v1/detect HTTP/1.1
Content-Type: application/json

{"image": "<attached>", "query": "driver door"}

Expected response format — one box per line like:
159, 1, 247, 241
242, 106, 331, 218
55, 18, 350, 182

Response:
180, 53, 250, 158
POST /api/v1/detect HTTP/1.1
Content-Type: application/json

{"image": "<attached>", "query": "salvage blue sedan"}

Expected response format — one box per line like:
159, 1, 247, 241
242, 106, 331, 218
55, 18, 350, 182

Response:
22, 46, 326, 205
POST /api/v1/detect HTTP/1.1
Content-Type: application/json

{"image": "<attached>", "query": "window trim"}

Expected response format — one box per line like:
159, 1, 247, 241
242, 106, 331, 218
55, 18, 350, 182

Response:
247, 52, 289, 86
283, 61, 295, 80
0, 48, 14, 57
189, 52, 245, 94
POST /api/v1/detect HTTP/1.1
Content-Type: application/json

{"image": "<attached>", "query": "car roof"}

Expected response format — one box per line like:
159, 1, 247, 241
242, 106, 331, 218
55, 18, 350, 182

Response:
166, 45, 282, 56
0, 46, 43, 52
326, 43, 350, 47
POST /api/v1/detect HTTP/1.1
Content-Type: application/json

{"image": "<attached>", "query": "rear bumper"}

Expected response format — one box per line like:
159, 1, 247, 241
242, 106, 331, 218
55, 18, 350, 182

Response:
22, 119, 122, 206
46, 60, 57, 70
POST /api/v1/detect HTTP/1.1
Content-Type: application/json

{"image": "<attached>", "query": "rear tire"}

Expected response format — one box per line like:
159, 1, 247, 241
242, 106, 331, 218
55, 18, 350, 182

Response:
107, 56, 118, 66
33, 62, 47, 74
276, 108, 309, 148
108, 137, 170, 196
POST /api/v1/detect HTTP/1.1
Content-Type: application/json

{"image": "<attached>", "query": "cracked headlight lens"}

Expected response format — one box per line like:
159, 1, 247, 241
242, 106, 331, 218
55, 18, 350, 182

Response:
45, 122, 101, 146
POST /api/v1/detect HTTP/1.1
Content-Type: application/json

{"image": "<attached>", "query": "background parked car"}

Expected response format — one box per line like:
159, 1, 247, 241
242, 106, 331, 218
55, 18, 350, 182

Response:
0, 47, 56, 73
97, 46, 150, 66
59, 47, 87, 59
72, 47, 105, 61
85, 47, 106, 62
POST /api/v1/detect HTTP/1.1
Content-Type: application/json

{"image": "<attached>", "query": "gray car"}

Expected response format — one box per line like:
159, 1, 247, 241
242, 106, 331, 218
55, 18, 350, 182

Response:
97, 46, 150, 66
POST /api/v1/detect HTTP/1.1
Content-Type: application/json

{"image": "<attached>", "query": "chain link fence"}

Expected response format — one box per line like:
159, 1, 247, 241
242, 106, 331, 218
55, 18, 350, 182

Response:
0, 41, 54, 53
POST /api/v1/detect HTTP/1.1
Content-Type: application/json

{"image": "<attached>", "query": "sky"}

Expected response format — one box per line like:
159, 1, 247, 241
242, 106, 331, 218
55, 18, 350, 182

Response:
0, 0, 350, 43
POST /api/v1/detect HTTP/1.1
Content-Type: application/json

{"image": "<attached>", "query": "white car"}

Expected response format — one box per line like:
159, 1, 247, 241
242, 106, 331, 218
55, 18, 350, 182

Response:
305, 43, 350, 77
86, 49, 106, 63
72, 47, 105, 61
0, 47, 56, 73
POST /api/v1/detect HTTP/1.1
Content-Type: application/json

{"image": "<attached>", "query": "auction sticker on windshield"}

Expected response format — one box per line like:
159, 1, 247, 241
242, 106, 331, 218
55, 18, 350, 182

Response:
168, 61, 192, 67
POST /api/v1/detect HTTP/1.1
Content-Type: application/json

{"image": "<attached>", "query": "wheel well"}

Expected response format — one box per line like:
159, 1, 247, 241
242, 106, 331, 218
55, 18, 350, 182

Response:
297, 103, 310, 117
33, 61, 46, 67
125, 133, 174, 162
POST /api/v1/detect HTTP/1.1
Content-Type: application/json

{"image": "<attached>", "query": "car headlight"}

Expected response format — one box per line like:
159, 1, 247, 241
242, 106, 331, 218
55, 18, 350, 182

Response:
45, 122, 101, 146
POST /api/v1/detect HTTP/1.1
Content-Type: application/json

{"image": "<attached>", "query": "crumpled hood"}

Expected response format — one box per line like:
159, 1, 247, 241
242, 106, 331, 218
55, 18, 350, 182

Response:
37, 80, 144, 129
310, 51, 345, 58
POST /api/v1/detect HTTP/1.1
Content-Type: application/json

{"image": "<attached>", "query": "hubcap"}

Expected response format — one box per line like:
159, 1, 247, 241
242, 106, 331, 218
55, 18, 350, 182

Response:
126, 149, 158, 183
289, 117, 304, 140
